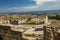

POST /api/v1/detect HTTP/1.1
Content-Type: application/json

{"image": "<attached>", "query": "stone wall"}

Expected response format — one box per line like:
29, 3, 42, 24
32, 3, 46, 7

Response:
0, 25, 23, 40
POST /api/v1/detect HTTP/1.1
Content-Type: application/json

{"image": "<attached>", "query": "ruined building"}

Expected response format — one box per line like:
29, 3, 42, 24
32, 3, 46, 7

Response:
0, 15, 48, 24
0, 25, 23, 40
43, 26, 60, 40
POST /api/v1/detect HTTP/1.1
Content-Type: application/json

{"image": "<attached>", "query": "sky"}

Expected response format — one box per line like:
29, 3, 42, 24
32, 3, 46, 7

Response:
0, 0, 60, 12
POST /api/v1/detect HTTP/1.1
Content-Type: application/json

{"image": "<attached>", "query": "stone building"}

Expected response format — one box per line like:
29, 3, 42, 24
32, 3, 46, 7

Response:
0, 19, 10, 24
31, 15, 48, 24
23, 26, 43, 40
0, 25, 23, 40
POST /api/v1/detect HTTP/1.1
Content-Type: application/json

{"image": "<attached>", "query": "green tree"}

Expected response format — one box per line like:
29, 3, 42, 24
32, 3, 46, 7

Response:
56, 15, 60, 20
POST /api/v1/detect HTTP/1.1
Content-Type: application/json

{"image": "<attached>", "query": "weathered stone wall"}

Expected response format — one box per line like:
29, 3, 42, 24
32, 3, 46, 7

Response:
0, 25, 23, 40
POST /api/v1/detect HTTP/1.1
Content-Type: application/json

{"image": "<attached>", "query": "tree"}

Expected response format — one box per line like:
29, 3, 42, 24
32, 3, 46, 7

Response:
56, 15, 60, 20
48, 16, 56, 19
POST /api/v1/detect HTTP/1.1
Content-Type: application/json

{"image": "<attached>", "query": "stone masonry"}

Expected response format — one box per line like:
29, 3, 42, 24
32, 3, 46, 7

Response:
0, 25, 23, 40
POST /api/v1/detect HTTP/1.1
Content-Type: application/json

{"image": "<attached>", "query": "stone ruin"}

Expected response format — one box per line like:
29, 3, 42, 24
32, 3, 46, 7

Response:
0, 25, 23, 40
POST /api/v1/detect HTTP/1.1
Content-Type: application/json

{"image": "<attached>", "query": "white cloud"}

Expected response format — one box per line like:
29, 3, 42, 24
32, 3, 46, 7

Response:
3, 5, 38, 12
23, 5, 38, 9
30, 0, 56, 5
1, 0, 60, 12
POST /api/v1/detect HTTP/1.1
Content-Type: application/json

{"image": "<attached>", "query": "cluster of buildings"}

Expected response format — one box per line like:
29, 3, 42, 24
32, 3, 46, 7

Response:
0, 16, 10, 24
0, 15, 49, 40
0, 15, 48, 25
31, 15, 48, 24
0, 15, 60, 40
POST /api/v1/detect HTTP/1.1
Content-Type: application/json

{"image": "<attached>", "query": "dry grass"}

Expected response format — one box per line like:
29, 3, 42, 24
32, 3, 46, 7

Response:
47, 19, 60, 27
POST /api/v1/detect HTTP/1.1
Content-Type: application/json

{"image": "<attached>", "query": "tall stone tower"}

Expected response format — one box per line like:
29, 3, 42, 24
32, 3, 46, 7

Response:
44, 15, 48, 24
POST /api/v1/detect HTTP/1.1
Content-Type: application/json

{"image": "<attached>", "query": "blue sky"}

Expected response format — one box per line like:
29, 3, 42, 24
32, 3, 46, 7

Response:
0, 0, 60, 12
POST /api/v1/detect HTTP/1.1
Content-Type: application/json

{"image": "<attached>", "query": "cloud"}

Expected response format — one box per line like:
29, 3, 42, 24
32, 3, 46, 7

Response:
30, 0, 56, 6
3, 5, 38, 12
1, 0, 60, 12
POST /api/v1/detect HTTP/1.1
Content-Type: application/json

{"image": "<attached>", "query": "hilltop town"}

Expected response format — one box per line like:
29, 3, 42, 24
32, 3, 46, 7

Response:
0, 14, 49, 25
0, 14, 60, 40
0, 0, 60, 40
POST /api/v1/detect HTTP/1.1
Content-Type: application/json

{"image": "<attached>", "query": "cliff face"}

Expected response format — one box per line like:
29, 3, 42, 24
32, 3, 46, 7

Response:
0, 25, 23, 40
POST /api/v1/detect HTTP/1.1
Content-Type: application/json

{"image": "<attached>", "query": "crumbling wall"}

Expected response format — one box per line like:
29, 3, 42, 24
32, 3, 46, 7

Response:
0, 25, 23, 40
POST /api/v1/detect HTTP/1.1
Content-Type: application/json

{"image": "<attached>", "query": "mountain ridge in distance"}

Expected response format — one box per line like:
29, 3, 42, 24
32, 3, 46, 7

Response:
0, 10, 60, 15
